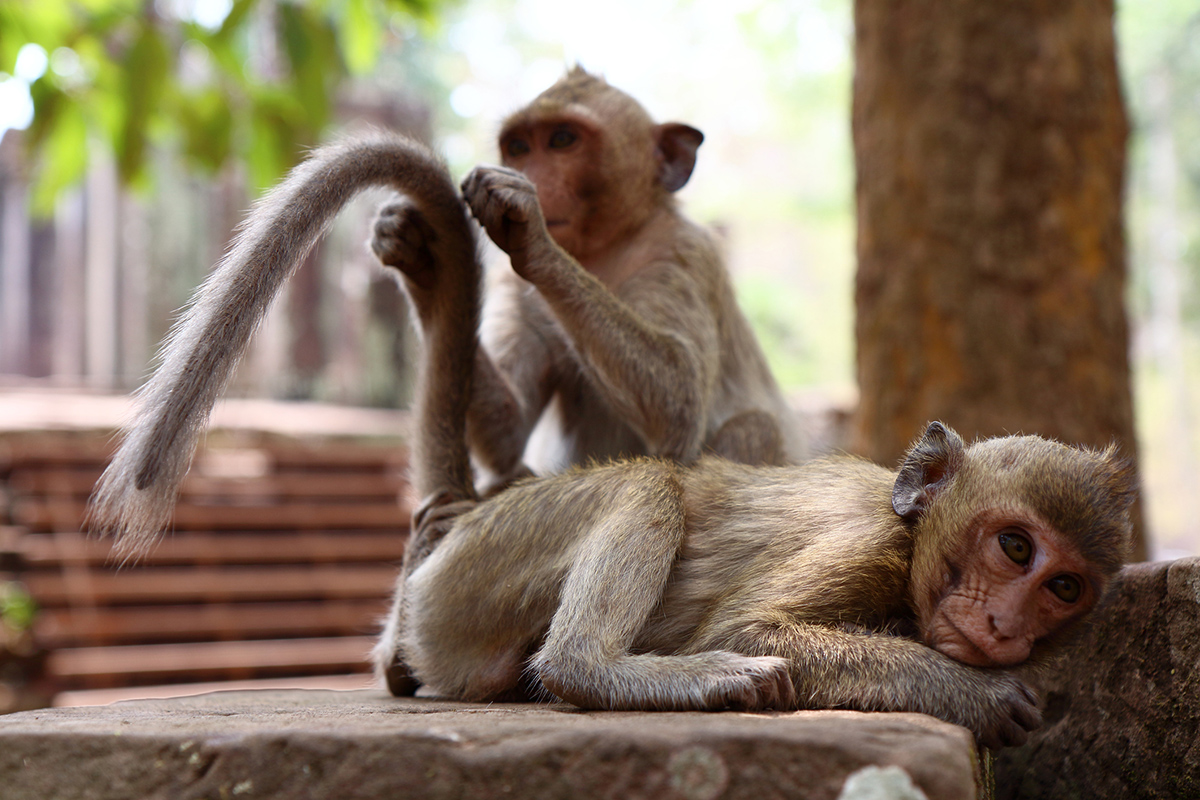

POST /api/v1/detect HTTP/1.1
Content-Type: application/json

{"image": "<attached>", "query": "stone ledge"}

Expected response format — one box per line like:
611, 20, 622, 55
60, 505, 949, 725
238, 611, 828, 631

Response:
996, 556, 1200, 799
0, 690, 982, 800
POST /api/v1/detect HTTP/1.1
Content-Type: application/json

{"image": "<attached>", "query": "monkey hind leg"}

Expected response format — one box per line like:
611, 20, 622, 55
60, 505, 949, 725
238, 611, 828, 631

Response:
376, 492, 481, 697
373, 572, 419, 696
382, 656, 421, 696
708, 410, 787, 466
528, 462, 794, 710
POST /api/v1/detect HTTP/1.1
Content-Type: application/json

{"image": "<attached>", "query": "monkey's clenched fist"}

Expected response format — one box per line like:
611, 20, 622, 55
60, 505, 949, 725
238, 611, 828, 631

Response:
460, 165, 553, 279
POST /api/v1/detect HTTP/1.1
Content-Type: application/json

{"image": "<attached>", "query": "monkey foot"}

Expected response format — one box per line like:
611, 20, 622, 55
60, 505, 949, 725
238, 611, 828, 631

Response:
384, 659, 421, 697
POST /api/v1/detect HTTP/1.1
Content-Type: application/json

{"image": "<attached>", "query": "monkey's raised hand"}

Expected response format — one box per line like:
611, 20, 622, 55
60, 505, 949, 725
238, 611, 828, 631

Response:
371, 198, 439, 291
460, 165, 556, 279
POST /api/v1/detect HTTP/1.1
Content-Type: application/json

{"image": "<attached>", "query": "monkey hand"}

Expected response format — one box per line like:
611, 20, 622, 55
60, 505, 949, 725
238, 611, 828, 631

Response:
461, 166, 553, 275
708, 653, 797, 711
371, 198, 439, 291
961, 672, 1043, 750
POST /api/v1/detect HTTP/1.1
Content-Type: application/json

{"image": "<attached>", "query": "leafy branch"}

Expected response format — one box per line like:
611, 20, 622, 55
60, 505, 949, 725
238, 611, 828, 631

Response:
0, 0, 446, 213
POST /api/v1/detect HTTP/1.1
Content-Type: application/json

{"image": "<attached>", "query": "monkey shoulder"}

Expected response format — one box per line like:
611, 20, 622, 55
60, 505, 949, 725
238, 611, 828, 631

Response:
670, 216, 724, 273
680, 455, 910, 554
615, 214, 724, 293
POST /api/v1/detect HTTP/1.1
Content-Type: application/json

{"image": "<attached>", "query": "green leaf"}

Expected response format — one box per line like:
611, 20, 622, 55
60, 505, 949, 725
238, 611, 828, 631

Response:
30, 94, 88, 216
5, 0, 458, 207
176, 87, 235, 172
3, 1, 72, 53
246, 89, 307, 191
0, 581, 38, 632
115, 22, 172, 184
278, 3, 340, 131
383, 0, 441, 23
340, 0, 381, 75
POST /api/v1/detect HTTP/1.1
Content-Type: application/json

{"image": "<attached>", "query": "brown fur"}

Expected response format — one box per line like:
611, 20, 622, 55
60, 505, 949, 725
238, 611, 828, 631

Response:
375, 212, 1137, 748
371, 68, 802, 503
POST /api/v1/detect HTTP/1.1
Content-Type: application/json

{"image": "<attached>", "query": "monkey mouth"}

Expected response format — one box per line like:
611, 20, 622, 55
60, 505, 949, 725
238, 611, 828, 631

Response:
934, 618, 1005, 667
937, 638, 993, 667
943, 625, 1031, 668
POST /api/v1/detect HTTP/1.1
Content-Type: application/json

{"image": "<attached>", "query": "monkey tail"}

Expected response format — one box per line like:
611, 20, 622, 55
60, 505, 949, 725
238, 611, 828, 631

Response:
89, 133, 480, 559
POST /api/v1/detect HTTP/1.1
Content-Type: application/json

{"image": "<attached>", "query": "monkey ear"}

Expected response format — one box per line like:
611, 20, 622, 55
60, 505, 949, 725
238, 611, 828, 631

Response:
655, 123, 704, 192
891, 421, 966, 522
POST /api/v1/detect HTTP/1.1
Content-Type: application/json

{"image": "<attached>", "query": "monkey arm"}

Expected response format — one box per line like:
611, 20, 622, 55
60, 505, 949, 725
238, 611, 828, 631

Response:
542, 259, 719, 461
462, 279, 568, 488
465, 345, 547, 489
509, 235, 720, 462
372, 201, 554, 489
718, 618, 1041, 749
462, 165, 718, 462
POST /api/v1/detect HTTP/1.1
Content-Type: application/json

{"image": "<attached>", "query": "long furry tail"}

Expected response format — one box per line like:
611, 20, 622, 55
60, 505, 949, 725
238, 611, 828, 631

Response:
90, 133, 479, 559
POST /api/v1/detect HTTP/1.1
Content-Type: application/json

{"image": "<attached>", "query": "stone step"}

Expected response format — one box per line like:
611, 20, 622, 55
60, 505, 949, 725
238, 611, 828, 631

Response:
0, 692, 984, 800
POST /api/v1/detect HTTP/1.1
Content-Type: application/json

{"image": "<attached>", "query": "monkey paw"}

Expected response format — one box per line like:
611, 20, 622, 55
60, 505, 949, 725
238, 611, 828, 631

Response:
460, 166, 547, 265
969, 675, 1042, 750
710, 654, 796, 711
371, 198, 438, 290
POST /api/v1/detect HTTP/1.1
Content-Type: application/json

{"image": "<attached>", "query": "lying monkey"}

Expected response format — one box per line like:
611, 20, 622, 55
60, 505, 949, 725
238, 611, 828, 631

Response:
372, 195, 1137, 750
376, 423, 1134, 750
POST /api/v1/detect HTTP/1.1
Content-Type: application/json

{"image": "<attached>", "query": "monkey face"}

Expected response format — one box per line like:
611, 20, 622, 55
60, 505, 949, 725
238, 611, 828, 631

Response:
496, 91, 677, 266
498, 113, 604, 257
922, 509, 1100, 667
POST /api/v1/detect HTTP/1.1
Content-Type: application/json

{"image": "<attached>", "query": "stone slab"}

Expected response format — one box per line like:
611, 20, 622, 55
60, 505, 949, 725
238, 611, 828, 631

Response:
0, 690, 982, 800
996, 557, 1200, 799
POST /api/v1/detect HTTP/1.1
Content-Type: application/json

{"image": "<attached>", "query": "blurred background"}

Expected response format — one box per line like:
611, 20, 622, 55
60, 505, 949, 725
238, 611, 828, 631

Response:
0, 0, 1196, 708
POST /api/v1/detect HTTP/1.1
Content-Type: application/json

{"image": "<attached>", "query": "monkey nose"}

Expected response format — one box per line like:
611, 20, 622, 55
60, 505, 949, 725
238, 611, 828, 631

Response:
987, 613, 1025, 641
983, 617, 1033, 663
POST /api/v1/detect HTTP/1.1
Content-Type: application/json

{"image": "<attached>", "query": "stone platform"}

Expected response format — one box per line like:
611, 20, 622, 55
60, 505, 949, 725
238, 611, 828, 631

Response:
0, 690, 982, 800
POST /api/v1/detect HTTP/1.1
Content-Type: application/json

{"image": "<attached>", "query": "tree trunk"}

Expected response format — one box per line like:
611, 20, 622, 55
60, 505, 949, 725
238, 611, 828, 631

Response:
852, 0, 1145, 558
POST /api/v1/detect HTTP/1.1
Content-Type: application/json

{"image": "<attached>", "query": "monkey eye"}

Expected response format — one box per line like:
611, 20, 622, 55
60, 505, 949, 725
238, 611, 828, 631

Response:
1047, 574, 1082, 603
548, 128, 578, 149
998, 529, 1032, 565
505, 138, 530, 158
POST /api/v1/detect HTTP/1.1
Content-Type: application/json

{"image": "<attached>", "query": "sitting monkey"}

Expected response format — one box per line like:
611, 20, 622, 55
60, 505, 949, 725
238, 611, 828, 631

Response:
371, 68, 804, 497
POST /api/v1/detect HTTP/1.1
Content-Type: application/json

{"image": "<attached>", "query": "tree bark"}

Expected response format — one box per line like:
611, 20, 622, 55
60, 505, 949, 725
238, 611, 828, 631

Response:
852, 0, 1145, 557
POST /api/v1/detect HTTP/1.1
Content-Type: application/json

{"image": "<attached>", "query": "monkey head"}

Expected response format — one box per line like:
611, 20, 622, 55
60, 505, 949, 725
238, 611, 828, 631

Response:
892, 422, 1136, 668
497, 67, 704, 262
